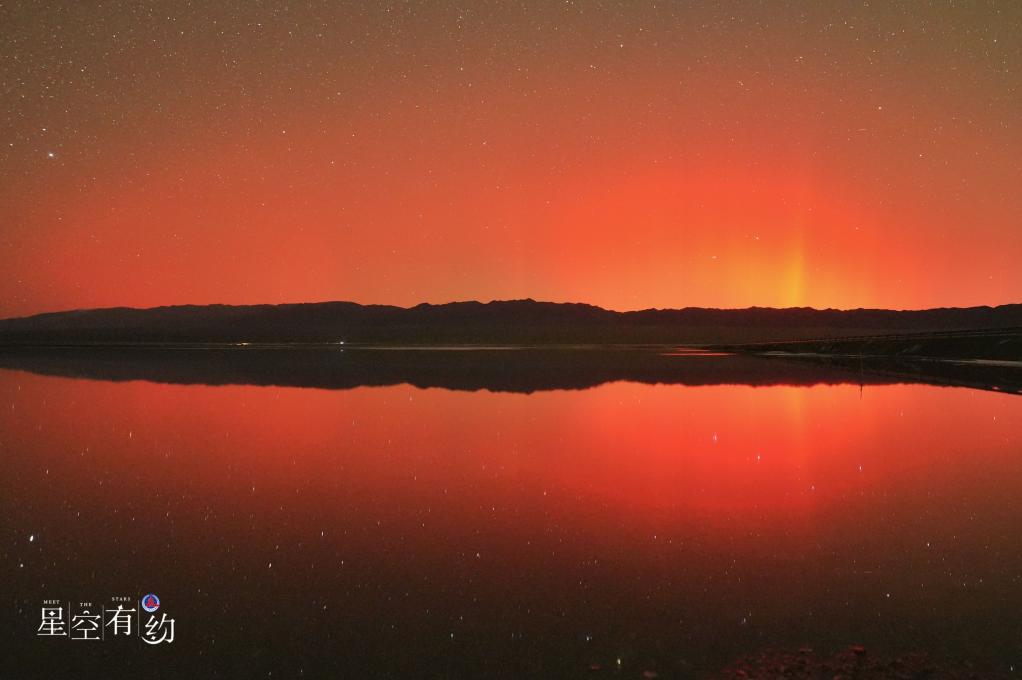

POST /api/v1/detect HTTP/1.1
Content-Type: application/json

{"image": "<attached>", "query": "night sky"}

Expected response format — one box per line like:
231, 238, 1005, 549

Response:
1, 1, 1019, 318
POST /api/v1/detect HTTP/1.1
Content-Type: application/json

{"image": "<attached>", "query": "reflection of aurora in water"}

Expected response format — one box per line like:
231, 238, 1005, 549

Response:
2, 360, 1021, 677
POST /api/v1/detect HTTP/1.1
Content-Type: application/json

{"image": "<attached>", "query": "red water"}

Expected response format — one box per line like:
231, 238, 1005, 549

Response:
2, 367, 1020, 676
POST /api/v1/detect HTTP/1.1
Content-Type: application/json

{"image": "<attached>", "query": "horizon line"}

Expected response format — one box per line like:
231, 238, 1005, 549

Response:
4, 297, 1022, 323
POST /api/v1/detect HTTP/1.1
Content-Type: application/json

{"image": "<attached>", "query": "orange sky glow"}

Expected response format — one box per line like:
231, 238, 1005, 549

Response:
1, 2, 1019, 317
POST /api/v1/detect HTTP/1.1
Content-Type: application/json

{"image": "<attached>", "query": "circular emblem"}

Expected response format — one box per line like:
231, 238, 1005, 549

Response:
141, 593, 160, 613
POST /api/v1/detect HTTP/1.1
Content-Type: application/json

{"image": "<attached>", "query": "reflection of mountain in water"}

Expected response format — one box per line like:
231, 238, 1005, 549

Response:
0, 346, 1018, 394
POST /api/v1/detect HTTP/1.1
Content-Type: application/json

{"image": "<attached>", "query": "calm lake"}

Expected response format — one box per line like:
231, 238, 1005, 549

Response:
2, 349, 1020, 677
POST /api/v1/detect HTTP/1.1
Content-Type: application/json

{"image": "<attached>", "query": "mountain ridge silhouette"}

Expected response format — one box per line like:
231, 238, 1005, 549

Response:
1, 298, 1020, 345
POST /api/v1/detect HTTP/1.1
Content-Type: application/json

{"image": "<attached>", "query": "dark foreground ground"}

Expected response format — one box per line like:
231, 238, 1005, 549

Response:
715, 327, 1022, 361
712, 328, 1022, 394
714, 646, 1012, 680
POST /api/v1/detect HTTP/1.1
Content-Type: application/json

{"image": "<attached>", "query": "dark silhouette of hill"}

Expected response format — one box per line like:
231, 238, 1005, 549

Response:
1, 299, 1021, 345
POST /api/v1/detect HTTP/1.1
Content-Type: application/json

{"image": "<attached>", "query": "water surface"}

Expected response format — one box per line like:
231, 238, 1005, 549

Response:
2, 351, 1020, 677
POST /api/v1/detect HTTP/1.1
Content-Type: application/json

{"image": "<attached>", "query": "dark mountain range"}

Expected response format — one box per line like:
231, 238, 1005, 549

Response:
0, 299, 1020, 345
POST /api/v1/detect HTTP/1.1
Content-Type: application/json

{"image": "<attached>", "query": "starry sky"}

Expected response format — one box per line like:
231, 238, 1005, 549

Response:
1, 0, 1019, 318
